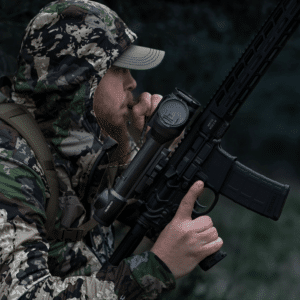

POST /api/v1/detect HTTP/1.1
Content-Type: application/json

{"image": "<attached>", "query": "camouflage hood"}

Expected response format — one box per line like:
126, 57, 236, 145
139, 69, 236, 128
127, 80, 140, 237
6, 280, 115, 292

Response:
11, 0, 137, 153
8, 0, 138, 227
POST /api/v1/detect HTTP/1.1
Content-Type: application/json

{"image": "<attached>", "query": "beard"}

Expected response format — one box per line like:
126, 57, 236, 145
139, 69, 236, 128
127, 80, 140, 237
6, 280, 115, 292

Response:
96, 116, 131, 165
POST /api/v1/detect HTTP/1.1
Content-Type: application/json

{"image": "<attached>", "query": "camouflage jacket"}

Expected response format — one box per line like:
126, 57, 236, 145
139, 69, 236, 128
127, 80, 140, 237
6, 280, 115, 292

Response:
0, 1, 176, 299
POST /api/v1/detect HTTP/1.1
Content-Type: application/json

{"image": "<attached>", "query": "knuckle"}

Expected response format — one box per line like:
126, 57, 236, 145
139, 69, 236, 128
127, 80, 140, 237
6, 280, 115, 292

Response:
181, 221, 193, 234
212, 228, 219, 240
209, 227, 218, 237
203, 227, 217, 241
132, 104, 141, 115
142, 92, 151, 98
204, 216, 212, 225
155, 93, 163, 98
196, 216, 213, 230
207, 240, 221, 252
218, 237, 223, 245
212, 237, 223, 249
152, 94, 163, 101
139, 92, 151, 103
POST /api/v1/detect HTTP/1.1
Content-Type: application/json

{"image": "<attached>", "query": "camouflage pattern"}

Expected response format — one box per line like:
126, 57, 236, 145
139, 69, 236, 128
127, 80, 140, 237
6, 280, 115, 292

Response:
0, 1, 176, 299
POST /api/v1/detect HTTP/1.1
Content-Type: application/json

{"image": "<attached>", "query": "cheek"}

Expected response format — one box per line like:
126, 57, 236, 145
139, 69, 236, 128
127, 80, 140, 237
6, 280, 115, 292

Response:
93, 94, 125, 127
93, 76, 127, 123
108, 84, 126, 105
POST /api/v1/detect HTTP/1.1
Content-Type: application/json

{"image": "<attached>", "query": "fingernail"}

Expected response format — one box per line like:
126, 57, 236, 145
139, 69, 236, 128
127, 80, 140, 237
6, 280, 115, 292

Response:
198, 180, 204, 187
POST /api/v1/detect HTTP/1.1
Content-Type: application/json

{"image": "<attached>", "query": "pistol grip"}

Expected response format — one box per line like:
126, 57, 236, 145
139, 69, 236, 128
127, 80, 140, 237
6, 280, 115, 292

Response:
199, 249, 227, 271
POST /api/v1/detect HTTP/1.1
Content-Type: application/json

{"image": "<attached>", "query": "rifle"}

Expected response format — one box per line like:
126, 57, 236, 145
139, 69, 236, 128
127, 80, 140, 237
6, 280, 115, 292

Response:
93, 0, 299, 271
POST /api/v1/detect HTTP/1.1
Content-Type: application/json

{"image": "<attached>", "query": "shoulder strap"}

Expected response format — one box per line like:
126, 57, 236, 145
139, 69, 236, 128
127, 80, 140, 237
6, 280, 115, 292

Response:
0, 103, 60, 238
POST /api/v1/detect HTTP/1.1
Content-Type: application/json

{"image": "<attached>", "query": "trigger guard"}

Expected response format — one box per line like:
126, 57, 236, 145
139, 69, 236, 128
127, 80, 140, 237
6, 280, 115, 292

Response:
193, 189, 219, 216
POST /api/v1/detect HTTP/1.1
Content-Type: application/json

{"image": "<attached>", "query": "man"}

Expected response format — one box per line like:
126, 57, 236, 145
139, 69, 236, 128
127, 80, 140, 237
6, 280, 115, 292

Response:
0, 1, 222, 299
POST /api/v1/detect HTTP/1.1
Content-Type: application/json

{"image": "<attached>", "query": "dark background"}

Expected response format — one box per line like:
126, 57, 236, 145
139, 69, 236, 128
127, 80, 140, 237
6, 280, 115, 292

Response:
1, 0, 299, 186
1, 0, 300, 299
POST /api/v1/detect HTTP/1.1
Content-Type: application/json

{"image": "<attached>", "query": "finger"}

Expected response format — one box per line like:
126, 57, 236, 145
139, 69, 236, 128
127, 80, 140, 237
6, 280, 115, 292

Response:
133, 92, 152, 118
193, 216, 214, 233
188, 228, 218, 252
131, 93, 162, 136
148, 94, 163, 116
201, 237, 223, 254
174, 181, 205, 221
195, 227, 218, 241
131, 93, 152, 133
144, 94, 162, 136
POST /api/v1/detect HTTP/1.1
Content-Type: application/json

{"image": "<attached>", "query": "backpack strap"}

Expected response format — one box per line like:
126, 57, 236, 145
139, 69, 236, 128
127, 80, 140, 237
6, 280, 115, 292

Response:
0, 103, 60, 238
0, 103, 100, 242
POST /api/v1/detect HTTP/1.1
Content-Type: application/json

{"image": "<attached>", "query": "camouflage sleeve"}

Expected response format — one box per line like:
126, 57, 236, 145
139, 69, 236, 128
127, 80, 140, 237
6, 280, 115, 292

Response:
0, 120, 176, 300
123, 252, 176, 298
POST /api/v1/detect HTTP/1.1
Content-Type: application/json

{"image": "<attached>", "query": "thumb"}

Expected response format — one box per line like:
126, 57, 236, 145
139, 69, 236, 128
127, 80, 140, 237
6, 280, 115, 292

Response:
174, 180, 204, 221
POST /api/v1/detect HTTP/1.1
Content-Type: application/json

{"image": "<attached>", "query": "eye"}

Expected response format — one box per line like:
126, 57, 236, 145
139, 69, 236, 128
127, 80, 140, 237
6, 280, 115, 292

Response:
111, 66, 128, 74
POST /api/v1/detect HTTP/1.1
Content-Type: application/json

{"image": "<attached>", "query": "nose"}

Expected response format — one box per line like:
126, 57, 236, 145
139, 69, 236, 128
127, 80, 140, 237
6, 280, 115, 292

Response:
125, 71, 137, 93
125, 71, 137, 109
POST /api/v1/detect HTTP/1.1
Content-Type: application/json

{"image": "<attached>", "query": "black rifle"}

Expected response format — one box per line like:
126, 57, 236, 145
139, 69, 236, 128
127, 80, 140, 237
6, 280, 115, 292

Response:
94, 0, 299, 271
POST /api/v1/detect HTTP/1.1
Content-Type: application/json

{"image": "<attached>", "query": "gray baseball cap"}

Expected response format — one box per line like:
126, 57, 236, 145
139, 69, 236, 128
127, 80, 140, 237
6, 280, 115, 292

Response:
113, 45, 165, 70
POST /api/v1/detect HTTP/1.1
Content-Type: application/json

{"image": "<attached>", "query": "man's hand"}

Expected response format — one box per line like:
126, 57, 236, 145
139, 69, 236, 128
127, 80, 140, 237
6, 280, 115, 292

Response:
127, 92, 186, 149
127, 92, 162, 145
150, 181, 223, 280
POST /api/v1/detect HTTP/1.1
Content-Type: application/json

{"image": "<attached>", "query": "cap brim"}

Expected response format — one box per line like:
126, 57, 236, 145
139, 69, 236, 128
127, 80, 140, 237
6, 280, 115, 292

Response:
113, 45, 165, 70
